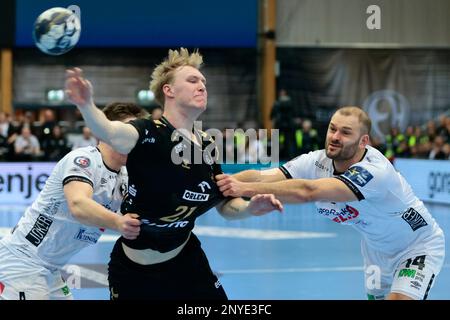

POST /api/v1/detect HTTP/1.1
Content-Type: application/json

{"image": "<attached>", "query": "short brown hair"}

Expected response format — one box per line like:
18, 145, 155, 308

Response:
335, 106, 372, 135
150, 48, 203, 107
102, 102, 148, 122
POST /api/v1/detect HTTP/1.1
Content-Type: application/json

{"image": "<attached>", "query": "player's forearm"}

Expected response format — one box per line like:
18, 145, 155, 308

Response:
233, 168, 284, 183
217, 198, 252, 220
78, 102, 115, 145
233, 170, 262, 182
242, 180, 312, 203
78, 102, 136, 154
68, 196, 120, 231
234, 169, 281, 183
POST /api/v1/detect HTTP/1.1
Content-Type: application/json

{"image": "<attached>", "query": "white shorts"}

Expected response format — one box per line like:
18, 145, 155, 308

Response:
361, 236, 445, 300
0, 243, 73, 300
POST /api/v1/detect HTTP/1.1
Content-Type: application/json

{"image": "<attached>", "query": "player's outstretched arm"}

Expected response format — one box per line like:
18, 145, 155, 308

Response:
64, 180, 141, 240
231, 167, 286, 183
65, 67, 138, 154
216, 194, 283, 220
217, 175, 358, 203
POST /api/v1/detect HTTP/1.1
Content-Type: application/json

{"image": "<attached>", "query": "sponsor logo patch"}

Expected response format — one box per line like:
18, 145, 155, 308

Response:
42, 198, 61, 216
410, 280, 422, 290
402, 208, 428, 231
25, 214, 53, 246
74, 228, 101, 244
140, 219, 189, 229
74, 156, 91, 168
120, 183, 128, 197
343, 166, 373, 187
182, 190, 210, 202
141, 137, 155, 144
314, 161, 331, 172
128, 184, 137, 197
398, 268, 416, 278
61, 285, 71, 296
214, 280, 222, 289
317, 204, 360, 224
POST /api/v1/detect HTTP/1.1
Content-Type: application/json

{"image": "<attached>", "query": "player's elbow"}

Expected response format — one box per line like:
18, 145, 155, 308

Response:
215, 203, 242, 221
216, 205, 232, 220
107, 122, 136, 154
67, 196, 86, 219
108, 136, 131, 154
219, 210, 241, 221
293, 190, 314, 203
217, 211, 234, 221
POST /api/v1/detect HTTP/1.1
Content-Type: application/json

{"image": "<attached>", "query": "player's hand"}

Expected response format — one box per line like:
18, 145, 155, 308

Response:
117, 213, 141, 240
247, 194, 283, 216
216, 174, 247, 197
65, 67, 94, 107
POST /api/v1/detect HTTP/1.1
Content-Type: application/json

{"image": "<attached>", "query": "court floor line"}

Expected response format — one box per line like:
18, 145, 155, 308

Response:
62, 264, 109, 287
218, 264, 450, 274
57, 263, 450, 289
0, 227, 336, 241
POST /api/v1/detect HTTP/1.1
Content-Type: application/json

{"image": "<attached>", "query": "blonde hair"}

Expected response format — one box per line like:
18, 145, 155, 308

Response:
150, 48, 204, 107
335, 106, 372, 135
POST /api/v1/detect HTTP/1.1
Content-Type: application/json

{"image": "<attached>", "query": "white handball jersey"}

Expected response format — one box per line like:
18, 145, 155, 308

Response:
0, 146, 127, 270
280, 145, 444, 255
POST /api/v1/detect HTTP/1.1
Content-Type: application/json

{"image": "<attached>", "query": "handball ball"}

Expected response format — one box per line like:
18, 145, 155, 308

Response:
33, 7, 81, 55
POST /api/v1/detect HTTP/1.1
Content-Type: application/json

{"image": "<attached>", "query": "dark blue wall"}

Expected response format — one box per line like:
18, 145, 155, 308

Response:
15, 0, 258, 48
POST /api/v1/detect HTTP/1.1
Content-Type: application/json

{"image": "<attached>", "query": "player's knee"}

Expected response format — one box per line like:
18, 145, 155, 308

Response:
386, 292, 415, 300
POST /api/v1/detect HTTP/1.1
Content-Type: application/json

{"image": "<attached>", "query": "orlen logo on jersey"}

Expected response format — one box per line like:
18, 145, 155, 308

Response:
182, 190, 209, 202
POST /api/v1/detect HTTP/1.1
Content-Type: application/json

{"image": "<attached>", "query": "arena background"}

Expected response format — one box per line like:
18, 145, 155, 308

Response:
0, 0, 449, 302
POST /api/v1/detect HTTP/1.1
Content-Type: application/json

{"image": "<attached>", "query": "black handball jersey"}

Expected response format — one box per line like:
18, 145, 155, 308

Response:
121, 116, 225, 252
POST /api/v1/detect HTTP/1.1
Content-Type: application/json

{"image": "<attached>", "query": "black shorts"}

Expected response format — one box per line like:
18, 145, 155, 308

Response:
108, 233, 228, 300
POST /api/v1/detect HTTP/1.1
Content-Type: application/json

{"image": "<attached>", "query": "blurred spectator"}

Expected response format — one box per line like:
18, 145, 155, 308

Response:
441, 117, 450, 142
271, 89, 296, 159
0, 112, 14, 139
38, 109, 57, 145
395, 140, 411, 158
14, 126, 41, 161
295, 119, 319, 155
234, 123, 247, 163
426, 120, 437, 143
428, 135, 446, 160
247, 131, 267, 163
72, 126, 98, 150
223, 128, 235, 164
369, 136, 386, 155
436, 114, 448, 138
384, 127, 405, 160
405, 126, 416, 148
41, 125, 71, 161
442, 143, 450, 160
0, 112, 15, 159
